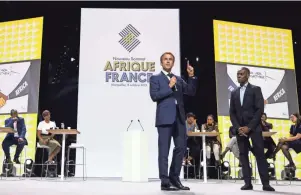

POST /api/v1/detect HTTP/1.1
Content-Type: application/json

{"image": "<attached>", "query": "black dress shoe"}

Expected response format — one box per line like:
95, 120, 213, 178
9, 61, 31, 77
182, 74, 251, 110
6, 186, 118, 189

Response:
170, 178, 190, 190
13, 158, 20, 164
241, 184, 253, 190
263, 185, 275, 191
5, 158, 12, 164
161, 183, 179, 191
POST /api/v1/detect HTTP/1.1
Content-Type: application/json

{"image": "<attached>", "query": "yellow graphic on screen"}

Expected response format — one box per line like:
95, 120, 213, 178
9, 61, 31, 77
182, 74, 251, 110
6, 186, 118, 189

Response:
218, 116, 301, 178
213, 20, 295, 69
0, 17, 43, 63
0, 114, 37, 176
0, 17, 42, 176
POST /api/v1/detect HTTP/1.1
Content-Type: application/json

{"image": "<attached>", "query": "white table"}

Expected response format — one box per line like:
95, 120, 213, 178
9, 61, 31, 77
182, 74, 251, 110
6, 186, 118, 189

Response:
47, 129, 80, 181
187, 131, 220, 183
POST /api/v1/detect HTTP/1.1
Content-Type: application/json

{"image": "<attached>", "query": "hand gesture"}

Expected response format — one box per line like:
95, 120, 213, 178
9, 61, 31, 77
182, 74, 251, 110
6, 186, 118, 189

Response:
186, 61, 194, 77
0, 92, 8, 108
169, 76, 177, 88
239, 126, 250, 136
18, 138, 24, 143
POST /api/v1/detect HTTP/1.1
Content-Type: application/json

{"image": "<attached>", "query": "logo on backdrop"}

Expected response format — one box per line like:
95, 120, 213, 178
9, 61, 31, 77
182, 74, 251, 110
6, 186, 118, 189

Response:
104, 57, 156, 87
250, 71, 275, 81
0, 67, 19, 76
119, 24, 141, 53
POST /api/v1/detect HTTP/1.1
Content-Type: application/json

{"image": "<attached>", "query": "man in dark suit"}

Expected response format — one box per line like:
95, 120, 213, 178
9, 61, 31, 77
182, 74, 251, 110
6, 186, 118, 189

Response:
2, 109, 27, 164
149, 52, 197, 191
229, 67, 274, 191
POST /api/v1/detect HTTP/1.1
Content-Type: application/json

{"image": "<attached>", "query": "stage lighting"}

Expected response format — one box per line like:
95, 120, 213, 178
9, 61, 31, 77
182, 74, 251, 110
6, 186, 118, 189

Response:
44, 162, 57, 178
238, 162, 253, 179
0, 159, 14, 177
221, 161, 231, 179
281, 166, 296, 180
66, 160, 75, 177
22, 159, 35, 177
267, 163, 276, 180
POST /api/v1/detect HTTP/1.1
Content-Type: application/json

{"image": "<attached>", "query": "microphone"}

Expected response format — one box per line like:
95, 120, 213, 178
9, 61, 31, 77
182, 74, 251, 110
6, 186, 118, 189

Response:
137, 119, 145, 131
126, 120, 133, 132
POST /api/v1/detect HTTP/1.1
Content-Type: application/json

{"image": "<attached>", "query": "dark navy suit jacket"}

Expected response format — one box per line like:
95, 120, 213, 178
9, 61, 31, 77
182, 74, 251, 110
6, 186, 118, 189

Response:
149, 71, 197, 127
5, 117, 27, 139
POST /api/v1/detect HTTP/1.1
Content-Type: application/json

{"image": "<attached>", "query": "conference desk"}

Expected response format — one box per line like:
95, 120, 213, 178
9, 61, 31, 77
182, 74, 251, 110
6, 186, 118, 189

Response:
263, 131, 277, 137
187, 131, 220, 183
47, 129, 80, 181
0, 127, 16, 134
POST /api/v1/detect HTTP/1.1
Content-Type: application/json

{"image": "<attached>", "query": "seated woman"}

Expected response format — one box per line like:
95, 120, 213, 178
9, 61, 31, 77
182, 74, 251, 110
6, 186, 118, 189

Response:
37, 110, 61, 164
201, 114, 222, 167
261, 113, 276, 160
272, 113, 301, 170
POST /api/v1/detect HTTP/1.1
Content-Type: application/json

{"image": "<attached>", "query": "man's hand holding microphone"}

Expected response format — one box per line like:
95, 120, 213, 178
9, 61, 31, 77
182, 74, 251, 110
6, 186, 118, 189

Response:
169, 77, 177, 89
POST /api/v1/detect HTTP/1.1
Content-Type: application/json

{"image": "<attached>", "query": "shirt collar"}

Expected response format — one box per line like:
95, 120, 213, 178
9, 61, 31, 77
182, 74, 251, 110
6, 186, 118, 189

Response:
162, 69, 172, 76
240, 82, 249, 88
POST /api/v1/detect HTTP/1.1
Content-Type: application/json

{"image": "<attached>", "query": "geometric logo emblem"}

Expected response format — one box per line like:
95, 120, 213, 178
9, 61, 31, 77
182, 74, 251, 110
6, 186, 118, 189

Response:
119, 24, 141, 52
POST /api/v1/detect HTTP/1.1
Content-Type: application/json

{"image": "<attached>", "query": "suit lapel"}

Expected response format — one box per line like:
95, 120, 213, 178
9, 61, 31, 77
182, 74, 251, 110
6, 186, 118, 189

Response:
235, 88, 240, 106
160, 71, 170, 84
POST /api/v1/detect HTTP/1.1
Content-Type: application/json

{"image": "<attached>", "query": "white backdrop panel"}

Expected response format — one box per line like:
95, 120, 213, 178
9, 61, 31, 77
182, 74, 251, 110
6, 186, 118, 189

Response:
77, 8, 180, 178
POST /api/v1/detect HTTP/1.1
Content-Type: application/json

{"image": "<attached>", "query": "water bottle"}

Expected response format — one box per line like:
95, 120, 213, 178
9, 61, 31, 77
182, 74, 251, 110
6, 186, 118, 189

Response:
194, 126, 198, 132
61, 123, 65, 129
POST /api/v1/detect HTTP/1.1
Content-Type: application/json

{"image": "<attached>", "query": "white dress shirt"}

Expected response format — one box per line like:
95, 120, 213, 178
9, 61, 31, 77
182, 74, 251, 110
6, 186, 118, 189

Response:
240, 82, 248, 106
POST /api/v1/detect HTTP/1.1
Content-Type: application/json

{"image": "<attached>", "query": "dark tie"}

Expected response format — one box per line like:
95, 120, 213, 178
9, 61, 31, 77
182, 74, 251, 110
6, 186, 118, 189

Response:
167, 73, 176, 91
167, 73, 174, 78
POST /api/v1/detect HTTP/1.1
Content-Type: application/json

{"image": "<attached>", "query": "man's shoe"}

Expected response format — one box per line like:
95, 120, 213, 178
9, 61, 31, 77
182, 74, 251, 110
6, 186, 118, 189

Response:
161, 183, 179, 191
13, 158, 21, 164
5, 158, 12, 164
263, 185, 275, 191
241, 184, 253, 190
170, 178, 190, 190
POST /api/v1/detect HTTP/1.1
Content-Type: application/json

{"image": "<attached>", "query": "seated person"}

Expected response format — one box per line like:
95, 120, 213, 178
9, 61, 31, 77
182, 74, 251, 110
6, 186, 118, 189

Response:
2, 109, 27, 164
261, 113, 276, 160
201, 114, 221, 166
272, 113, 301, 170
37, 110, 61, 164
184, 113, 201, 167
220, 126, 240, 165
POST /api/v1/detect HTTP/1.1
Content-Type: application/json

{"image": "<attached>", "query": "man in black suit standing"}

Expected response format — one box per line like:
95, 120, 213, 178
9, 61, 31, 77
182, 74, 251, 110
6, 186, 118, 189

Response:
229, 67, 275, 191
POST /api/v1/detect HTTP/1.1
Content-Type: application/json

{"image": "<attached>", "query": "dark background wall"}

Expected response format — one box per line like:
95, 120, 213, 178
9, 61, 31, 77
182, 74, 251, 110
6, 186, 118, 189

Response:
0, 1, 300, 126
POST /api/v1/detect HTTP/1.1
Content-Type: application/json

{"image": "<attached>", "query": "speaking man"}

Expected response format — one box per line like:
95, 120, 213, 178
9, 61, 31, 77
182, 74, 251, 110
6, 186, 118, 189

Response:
149, 52, 197, 191
229, 67, 274, 191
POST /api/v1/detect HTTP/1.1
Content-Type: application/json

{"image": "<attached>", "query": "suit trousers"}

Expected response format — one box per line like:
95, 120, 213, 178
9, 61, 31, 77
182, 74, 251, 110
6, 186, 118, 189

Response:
2, 137, 26, 159
237, 130, 269, 186
157, 108, 186, 184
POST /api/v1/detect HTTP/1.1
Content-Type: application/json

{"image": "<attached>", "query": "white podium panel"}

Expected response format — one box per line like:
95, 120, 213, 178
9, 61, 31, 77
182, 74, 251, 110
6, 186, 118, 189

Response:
122, 130, 149, 182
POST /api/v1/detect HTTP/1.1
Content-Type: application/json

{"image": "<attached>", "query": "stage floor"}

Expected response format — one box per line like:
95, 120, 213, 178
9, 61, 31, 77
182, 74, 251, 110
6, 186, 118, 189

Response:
0, 178, 300, 195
